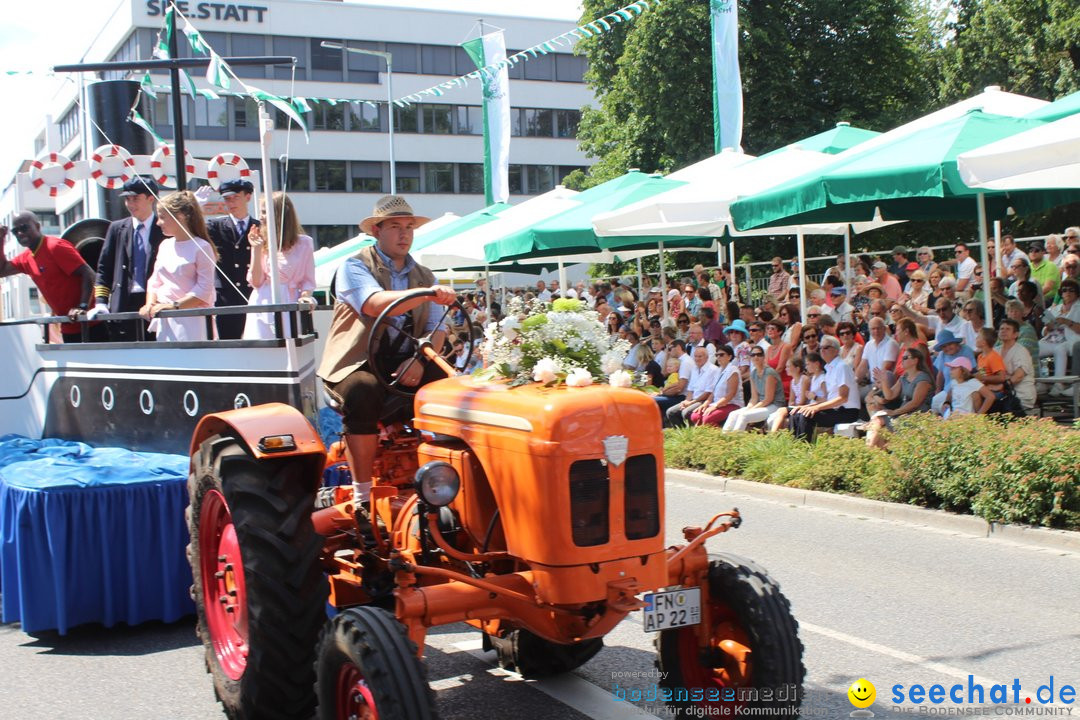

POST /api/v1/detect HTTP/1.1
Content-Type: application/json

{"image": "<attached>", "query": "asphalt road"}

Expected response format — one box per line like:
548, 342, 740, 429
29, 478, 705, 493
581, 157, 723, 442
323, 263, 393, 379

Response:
1, 474, 1077, 720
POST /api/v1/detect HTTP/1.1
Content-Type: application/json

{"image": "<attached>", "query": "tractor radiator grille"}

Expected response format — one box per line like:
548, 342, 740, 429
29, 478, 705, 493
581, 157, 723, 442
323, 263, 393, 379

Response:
624, 454, 660, 540
569, 459, 609, 546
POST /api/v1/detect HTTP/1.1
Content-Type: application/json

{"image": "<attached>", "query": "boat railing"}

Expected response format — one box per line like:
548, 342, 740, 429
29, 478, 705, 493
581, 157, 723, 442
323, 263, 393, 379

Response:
1, 303, 325, 344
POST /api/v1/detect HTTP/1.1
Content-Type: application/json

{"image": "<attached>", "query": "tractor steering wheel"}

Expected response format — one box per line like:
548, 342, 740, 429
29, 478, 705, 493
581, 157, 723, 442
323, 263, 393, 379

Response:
366, 288, 475, 397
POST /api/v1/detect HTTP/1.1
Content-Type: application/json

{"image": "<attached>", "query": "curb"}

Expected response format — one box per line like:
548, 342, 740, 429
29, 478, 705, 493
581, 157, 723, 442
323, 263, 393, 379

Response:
665, 468, 1080, 555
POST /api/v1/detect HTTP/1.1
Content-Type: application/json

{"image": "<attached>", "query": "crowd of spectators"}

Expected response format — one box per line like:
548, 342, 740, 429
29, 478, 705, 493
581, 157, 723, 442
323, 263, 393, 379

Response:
469, 236, 1080, 442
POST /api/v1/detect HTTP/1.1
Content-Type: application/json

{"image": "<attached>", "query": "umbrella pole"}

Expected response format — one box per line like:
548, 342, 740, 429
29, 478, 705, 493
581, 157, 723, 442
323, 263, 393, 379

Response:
637, 257, 643, 301
796, 229, 807, 320
729, 241, 737, 303
977, 194, 993, 328
484, 265, 491, 315
659, 239, 669, 325
558, 259, 567, 297
993, 220, 1002, 280
843, 226, 852, 290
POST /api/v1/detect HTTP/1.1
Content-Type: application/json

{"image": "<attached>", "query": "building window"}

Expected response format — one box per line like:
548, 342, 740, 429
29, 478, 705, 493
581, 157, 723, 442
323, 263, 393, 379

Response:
386, 43, 419, 73
555, 109, 581, 139
350, 161, 384, 193
193, 96, 229, 140
509, 165, 523, 195
310, 225, 351, 249
348, 103, 383, 132
526, 165, 556, 194
523, 54, 554, 81
234, 97, 259, 141
456, 105, 481, 135
524, 109, 554, 137
421, 45, 453, 75
425, 163, 454, 193
510, 108, 523, 137
459, 164, 484, 195
312, 103, 346, 131
310, 38, 343, 82
273, 36, 307, 80
314, 160, 347, 191
506, 51, 525, 80
346, 41, 381, 84
453, 47, 474, 75
231, 33, 266, 78
555, 54, 586, 83
395, 105, 419, 133
421, 104, 452, 134
57, 108, 79, 146
396, 162, 421, 193
286, 160, 311, 192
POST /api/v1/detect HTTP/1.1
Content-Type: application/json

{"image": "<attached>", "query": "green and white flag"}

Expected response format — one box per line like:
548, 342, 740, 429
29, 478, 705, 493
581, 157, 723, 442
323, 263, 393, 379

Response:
710, 0, 743, 152
462, 31, 511, 205
206, 51, 231, 91
152, 6, 173, 59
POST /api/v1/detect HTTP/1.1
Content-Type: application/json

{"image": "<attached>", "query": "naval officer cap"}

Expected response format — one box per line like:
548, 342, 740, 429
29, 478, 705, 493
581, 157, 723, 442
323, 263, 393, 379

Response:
219, 178, 255, 197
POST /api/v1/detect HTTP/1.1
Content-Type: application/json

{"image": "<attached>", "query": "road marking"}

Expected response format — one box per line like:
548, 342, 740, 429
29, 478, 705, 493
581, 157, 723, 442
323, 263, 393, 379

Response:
429, 674, 474, 691
801, 621, 998, 686
448, 639, 658, 719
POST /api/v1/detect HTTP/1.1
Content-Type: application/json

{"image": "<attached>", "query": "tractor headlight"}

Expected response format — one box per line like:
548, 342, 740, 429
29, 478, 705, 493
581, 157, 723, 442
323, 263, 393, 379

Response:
415, 461, 460, 507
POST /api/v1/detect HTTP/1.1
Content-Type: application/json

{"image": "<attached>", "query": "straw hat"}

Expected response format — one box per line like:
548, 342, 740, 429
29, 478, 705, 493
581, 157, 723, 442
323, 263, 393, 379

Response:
359, 195, 430, 236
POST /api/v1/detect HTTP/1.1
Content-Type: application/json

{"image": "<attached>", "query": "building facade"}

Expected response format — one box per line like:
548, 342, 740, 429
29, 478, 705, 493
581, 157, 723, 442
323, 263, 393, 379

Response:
6, 0, 593, 250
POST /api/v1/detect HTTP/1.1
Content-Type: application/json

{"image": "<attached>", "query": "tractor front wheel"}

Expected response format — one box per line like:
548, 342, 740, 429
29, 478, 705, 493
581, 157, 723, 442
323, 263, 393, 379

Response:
656, 553, 804, 715
187, 434, 327, 719
315, 606, 439, 720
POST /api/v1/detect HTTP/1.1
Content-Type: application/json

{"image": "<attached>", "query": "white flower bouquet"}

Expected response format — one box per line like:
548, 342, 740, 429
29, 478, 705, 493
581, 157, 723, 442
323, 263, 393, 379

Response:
476, 296, 632, 388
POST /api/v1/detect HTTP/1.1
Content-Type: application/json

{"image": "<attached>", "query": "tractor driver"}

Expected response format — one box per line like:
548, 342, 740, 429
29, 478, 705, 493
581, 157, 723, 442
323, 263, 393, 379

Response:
317, 195, 456, 492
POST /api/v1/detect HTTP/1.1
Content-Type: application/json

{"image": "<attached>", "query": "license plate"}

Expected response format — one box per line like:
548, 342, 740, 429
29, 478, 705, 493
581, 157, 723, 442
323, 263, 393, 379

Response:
642, 587, 701, 632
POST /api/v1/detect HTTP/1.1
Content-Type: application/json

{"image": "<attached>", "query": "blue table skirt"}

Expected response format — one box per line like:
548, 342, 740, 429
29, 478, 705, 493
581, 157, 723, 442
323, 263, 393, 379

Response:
0, 435, 195, 634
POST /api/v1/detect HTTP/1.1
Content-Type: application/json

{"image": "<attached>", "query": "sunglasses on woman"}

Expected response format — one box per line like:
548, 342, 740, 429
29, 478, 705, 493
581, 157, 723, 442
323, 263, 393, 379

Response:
750, 351, 764, 358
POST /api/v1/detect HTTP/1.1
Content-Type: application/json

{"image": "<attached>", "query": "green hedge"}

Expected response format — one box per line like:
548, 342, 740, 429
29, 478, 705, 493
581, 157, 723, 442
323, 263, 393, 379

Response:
663, 415, 1080, 531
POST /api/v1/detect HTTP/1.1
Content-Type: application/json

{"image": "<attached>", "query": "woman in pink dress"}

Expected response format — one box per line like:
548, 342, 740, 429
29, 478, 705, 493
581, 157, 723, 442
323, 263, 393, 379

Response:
243, 192, 316, 339
140, 191, 217, 341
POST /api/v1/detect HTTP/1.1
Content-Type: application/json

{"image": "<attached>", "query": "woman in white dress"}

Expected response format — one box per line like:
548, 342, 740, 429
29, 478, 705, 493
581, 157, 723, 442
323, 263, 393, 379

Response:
243, 192, 317, 340
140, 191, 217, 342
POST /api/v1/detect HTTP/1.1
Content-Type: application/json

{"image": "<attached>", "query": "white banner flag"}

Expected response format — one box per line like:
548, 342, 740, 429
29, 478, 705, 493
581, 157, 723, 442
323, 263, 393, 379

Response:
710, 0, 743, 153
462, 31, 511, 205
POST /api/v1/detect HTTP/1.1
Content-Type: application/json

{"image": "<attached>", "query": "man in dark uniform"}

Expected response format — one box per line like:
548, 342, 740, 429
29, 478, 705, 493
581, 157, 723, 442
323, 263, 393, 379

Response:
93, 175, 165, 341
206, 178, 259, 339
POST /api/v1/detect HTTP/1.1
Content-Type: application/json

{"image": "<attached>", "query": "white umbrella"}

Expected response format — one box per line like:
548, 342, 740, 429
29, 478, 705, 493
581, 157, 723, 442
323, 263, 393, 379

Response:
957, 112, 1080, 190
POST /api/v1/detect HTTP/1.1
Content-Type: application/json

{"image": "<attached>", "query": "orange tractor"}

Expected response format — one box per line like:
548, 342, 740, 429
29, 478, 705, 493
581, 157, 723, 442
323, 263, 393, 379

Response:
186, 290, 805, 719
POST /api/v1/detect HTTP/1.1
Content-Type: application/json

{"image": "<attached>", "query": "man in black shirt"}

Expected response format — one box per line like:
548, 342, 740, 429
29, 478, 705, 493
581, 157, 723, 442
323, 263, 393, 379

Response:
206, 179, 259, 339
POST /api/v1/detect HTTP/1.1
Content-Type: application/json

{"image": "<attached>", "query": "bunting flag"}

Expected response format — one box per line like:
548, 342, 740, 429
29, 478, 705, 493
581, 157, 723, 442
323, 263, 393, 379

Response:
462, 31, 511, 205
153, 6, 173, 59
180, 17, 208, 56
129, 109, 165, 145
393, 0, 665, 107
710, 0, 743, 152
139, 72, 157, 99
179, 69, 199, 100
206, 51, 231, 91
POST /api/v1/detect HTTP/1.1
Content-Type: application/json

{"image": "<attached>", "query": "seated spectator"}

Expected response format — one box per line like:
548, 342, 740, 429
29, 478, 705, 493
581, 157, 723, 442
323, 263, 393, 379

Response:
796, 325, 822, 361
903, 269, 931, 312
894, 317, 931, 369
653, 339, 693, 421
828, 285, 855, 323
140, 191, 216, 342
1039, 278, 1079, 383
856, 317, 898, 403
929, 329, 976, 413
452, 336, 482, 374
723, 345, 782, 432
684, 284, 702, 317
668, 288, 685, 318
644, 336, 668, 387
916, 246, 938, 275
764, 321, 792, 394
789, 336, 860, 441
675, 312, 691, 340
938, 357, 995, 417
622, 331, 646, 371
871, 261, 903, 300
692, 344, 744, 427
866, 347, 934, 421
777, 303, 803, 350
836, 321, 863, 370
1008, 258, 1046, 309
701, 306, 725, 343
996, 319, 1037, 413
646, 286, 664, 317
685, 321, 717, 363
747, 321, 770, 352
768, 356, 806, 433
974, 326, 1007, 392
1004, 299, 1040, 367
725, 320, 752, 382
665, 346, 719, 427
817, 314, 837, 340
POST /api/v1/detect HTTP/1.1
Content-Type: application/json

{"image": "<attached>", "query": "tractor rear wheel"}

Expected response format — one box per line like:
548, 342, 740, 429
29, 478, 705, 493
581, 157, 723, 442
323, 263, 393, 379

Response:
187, 434, 327, 720
488, 628, 604, 678
315, 606, 439, 720
656, 553, 804, 715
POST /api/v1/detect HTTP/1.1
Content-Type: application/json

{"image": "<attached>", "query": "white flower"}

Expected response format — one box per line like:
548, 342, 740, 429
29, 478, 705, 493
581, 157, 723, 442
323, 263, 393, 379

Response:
609, 370, 633, 388
499, 316, 521, 341
601, 351, 624, 375
566, 368, 593, 387
533, 357, 558, 383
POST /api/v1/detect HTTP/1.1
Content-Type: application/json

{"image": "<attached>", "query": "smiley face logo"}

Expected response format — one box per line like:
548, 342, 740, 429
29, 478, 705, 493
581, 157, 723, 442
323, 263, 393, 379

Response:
848, 678, 876, 709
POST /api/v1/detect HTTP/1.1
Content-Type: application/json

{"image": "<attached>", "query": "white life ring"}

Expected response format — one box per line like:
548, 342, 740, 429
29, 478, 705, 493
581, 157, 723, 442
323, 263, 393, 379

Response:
149, 145, 196, 187
89, 144, 135, 189
205, 152, 251, 190
29, 152, 77, 197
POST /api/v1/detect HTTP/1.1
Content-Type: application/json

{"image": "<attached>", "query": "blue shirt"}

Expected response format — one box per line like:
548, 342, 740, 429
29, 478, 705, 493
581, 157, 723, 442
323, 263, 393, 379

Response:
933, 345, 976, 392
336, 246, 445, 340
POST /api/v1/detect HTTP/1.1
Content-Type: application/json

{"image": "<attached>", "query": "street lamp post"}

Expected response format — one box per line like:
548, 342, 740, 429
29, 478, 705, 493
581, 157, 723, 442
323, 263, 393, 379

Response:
321, 42, 395, 193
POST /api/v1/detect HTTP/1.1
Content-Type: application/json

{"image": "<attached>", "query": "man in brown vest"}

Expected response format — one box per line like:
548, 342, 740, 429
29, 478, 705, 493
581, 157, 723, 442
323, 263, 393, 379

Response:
318, 195, 456, 491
